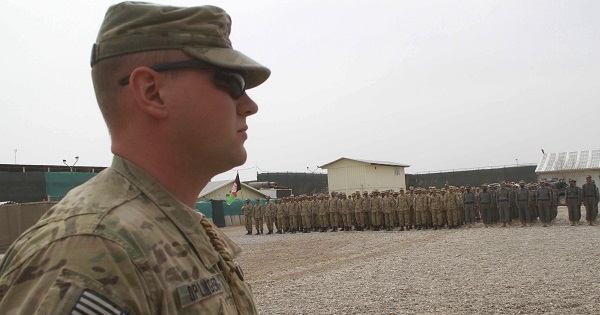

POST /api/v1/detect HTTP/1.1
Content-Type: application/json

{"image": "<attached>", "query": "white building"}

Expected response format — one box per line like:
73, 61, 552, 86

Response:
536, 149, 600, 184
198, 180, 267, 202
319, 158, 410, 195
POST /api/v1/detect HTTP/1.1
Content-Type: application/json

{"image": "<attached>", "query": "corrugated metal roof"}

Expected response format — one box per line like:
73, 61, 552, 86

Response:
535, 149, 600, 173
319, 157, 410, 169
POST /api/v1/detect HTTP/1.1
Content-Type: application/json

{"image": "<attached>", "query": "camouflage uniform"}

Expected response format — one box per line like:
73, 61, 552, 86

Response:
497, 184, 511, 226
516, 183, 531, 226
328, 194, 339, 231
462, 189, 476, 226
361, 192, 371, 229
446, 189, 460, 228
263, 198, 275, 234
276, 199, 286, 233
253, 199, 264, 234
582, 178, 599, 224
479, 187, 493, 226
0, 157, 258, 314
353, 194, 364, 230
242, 201, 254, 234
429, 192, 444, 229
396, 191, 410, 230
565, 180, 582, 224
382, 193, 394, 230
414, 190, 428, 229
318, 197, 330, 232
371, 192, 383, 230
301, 197, 312, 232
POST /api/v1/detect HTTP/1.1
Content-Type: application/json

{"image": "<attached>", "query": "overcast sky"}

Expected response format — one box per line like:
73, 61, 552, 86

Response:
1, 0, 599, 182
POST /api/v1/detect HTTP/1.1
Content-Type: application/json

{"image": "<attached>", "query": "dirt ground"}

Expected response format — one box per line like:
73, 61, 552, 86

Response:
223, 206, 600, 314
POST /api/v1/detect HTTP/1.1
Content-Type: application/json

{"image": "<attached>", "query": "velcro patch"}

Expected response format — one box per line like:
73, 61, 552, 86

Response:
176, 274, 225, 309
70, 289, 128, 315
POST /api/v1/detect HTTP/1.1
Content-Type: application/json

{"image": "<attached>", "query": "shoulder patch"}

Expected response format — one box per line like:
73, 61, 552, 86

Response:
70, 289, 128, 315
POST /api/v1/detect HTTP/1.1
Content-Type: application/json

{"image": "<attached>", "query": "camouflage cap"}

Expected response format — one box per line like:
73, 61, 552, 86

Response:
91, 1, 270, 89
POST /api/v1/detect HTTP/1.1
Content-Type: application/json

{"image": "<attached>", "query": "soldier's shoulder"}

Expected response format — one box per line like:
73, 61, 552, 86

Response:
2, 169, 147, 271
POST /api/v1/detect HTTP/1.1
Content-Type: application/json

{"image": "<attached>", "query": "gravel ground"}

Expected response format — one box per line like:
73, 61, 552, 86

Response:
223, 206, 600, 314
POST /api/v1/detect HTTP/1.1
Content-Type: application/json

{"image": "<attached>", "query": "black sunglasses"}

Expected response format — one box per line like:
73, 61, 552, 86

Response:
118, 60, 247, 99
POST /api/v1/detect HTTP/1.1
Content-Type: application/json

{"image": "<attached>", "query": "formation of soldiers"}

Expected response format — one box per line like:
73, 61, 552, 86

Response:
241, 176, 599, 235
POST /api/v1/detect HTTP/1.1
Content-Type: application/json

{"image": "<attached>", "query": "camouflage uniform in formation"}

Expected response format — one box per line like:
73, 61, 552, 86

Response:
263, 197, 275, 234
0, 157, 258, 314
253, 199, 264, 234
429, 191, 444, 230
497, 183, 511, 226
242, 200, 254, 234
536, 183, 552, 226
328, 194, 339, 231
371, 192, 383, 231
397, 190, 410, 231
582, 177, 599, 225
414, 190, 428, 230
462, 187, 476, 227
276, 199, 286, 233
565, 180, 582, 225
382, 192, 394, 231
446, 188, 461, 228
362, 192, 371, 229
515, 182, 531, 226
479, 186, 493, 227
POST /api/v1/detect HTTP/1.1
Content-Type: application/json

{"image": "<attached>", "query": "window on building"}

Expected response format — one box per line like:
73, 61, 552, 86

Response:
395, 167, 400, 176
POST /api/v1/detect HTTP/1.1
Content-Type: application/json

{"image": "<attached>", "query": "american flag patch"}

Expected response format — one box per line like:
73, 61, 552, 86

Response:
70, 289, 128, 315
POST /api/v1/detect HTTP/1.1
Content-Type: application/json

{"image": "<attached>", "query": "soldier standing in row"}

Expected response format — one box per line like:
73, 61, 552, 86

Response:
528, 183, 538, 223
446, 187, 460, 229
264, 196, 275, 234
397, 189, 410, 231
319, 195, 330, 232
362, 191, 371, 230
565, 179, 582, 226
382, 190, 394, 231
463, 186, 476, 228
371, 190, 383, 231
414, 189, 427, 230
536, 181, 552, 227
243, 198, 254, 235
253, 198, 263, 235
516, 181, 531, 227
582, 175, 599, 225
497, 182, 511, 227
429, 189, 444, 230
276, 198, 286, 234
479, 184, 493, 227
288, 197, 299, 233
354, 193, 364, 231
328, 192, 339, 232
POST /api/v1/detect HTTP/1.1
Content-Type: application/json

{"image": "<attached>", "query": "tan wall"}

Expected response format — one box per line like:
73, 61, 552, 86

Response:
0, 201, 56, 253
327, 161, 406, 194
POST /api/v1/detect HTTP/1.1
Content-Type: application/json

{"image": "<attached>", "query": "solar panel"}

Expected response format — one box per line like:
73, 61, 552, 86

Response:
591, 149, 600, 168
564, 151, 578, 170
577, 150, 590, 169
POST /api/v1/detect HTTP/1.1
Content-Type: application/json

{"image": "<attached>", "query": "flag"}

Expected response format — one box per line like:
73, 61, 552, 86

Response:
227, 173, 242, 205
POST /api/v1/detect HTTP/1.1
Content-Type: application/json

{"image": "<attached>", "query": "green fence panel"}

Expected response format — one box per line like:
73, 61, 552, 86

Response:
196, 201, 213, 218
44, 172, 97, 201
223, 199, 244, 216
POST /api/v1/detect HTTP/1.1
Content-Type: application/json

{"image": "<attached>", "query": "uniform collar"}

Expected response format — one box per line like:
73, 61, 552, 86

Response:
111, 156, 241, 269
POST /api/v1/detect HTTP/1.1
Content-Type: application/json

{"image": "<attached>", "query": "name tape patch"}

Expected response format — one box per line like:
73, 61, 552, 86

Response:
176, 274, 225, 308
70, 289, 128, 315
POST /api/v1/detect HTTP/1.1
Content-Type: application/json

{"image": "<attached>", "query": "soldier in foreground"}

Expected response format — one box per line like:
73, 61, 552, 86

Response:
0, 2, 269, 314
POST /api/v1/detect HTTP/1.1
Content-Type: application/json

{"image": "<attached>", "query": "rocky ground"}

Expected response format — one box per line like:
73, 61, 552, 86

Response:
224, 206, 600, 314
